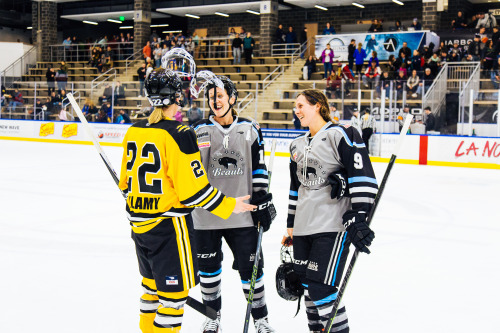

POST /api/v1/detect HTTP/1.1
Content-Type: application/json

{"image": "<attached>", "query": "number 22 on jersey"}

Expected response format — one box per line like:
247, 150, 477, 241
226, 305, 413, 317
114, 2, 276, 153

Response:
126, 141, 163, 194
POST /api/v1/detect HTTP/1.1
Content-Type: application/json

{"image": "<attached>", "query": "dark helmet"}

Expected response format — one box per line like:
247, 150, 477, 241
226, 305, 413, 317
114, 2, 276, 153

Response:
144, 68, 183, 107
276, 244, 304, 301
204, 75, 238, 104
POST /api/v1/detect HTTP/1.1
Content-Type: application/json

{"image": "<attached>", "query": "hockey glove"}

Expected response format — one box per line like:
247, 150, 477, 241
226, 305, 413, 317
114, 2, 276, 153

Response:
250, 192, 277, 232
343, 211, 375, 254
327, 170, 349, 200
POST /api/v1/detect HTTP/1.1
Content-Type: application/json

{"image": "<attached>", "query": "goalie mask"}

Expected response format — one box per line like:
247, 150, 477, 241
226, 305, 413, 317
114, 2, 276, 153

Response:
144, 68, 184, 107
204, 75, 238, 118
276, 244, 304, 302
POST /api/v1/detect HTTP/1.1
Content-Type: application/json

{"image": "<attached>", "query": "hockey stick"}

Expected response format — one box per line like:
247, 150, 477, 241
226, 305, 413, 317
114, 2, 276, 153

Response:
66, 93, 218, 321
324, 115, 414, 333
242, 138, 277, 333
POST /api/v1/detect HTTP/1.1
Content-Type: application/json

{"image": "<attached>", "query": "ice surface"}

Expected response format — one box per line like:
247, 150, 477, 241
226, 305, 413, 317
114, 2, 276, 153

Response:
0, 140, 499, 333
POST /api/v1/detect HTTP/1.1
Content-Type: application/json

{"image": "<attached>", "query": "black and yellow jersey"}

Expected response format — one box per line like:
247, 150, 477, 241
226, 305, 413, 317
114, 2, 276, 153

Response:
118, 118, 236, 233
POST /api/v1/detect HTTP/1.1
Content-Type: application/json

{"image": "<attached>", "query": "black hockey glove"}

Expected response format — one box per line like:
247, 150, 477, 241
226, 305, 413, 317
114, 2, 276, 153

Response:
250, 192, 276, 232
327, 169, 349, 200
343, 211, 375, 254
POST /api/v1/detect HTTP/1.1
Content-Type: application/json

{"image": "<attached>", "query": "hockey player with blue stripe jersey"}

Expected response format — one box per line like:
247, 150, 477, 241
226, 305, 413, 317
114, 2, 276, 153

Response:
192, 76, 276, 333
283, 89, 378, 333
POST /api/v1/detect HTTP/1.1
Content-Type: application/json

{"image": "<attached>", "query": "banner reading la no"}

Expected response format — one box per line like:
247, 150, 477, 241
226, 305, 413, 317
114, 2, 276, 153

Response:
314, 30, 440, 61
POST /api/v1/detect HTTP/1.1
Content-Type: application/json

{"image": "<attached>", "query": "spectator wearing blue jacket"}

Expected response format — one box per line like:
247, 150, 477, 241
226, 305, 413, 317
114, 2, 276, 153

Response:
368, 51, 379, 67
353, 43, 367, 76
286, 26, 297, 54
320, 44, 334, 79
323, 22, 336, 35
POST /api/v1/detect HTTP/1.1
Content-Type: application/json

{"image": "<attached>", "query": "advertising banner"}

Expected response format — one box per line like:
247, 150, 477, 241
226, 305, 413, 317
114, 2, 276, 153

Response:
436, 29, 475, 52
315, 31, 439, 61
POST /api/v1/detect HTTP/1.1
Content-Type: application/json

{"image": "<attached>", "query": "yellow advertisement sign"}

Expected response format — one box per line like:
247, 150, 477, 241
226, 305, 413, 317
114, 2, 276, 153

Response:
39, 123, 54, 137
62, 123, 78, 138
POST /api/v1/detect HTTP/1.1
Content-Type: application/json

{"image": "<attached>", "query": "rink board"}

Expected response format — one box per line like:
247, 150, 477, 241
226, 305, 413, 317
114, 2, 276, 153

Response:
0, 119, 498, 169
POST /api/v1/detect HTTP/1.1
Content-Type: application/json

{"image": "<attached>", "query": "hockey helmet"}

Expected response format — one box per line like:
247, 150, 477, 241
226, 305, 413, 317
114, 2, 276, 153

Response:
144, 68, 183, 107
276, 244, 304, 301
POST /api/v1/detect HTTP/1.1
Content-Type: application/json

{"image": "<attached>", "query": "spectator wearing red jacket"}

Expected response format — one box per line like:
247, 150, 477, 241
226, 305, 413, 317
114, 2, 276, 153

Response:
362, 60, 381, 89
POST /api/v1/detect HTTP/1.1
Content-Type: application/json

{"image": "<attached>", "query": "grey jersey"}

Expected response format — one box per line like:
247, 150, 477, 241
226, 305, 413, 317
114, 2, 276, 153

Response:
287, 122, 378, 236
192, 116, 268, 230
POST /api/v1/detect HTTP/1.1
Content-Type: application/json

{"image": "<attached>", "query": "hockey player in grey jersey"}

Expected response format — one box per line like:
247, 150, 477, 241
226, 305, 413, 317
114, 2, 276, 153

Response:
192, 76, 276, 333
284, 89, 377, 333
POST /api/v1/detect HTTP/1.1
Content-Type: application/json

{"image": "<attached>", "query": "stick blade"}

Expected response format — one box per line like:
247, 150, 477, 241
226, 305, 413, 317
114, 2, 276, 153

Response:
186, 297, 218, 320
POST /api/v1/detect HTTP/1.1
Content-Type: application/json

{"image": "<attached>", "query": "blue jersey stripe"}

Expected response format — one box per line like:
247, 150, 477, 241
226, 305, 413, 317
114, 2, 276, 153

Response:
332, 126, 366, 148
199, 268, 222, 276
241, 273, 264, 284
289, 190, 298, 196
252, 169, 269, 175
313, 292, 339, 306
348, 176, 378, 185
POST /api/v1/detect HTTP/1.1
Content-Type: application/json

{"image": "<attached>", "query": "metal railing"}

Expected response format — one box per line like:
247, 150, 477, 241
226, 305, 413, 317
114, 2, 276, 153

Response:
458, 63, 481, 135
50, 41, 134, 62
271, 43, 301, 57
62, 91, 80, 120
196, 36, 260, 59
91, 68, 117, 118
125, 49, 143, 74
0, 46, 37, 88
237, 92, 254, 114
422, 63, 449, 115
261, 65, 284, 91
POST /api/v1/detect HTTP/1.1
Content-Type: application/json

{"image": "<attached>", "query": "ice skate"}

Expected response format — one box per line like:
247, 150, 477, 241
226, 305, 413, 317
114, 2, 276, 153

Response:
254, 316, 276, 333
201, 311, 221, 333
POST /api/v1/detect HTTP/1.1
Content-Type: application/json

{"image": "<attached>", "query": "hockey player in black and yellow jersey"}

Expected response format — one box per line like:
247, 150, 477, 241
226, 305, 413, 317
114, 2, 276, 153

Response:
118, 68, 256, 333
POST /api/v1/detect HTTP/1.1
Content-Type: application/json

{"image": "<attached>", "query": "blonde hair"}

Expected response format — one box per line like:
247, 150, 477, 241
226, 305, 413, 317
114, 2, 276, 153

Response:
298, 89, 331, 122
148, 107, 166, 124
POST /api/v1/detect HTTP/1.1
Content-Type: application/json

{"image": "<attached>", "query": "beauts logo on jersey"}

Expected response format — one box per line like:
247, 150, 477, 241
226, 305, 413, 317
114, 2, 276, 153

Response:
209, 150, 245, 177
299, 157, 327, 187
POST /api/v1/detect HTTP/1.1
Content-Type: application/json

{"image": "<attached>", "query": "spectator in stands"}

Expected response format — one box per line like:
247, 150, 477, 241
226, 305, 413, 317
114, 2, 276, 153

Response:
243, 32, 255, 65
275, 24, 286, 43
468, 14, 479, 29
60, 61, 68, 73
407, 69, 420, 98
62, 37, 72, 60
320, 43, 334, 79
379, 71, 391, 98
351, 108, 362, 135
448, 50, 460, 62
354, 43, 367, 76
33, 99, 44, 120
482, 39, 496, 71
391, 20, 404, 32
388, 55, 398, 75
304, 55, 317, 80
361, 108, 375, 153
99, 84, 113, 104
476, 12, 497, 30
286, 26, 297, 54
116, 109, 131, 124
411, 50, 423, 73
423, 106, 435, 133
368, 51, 379, 66
292, 107, 301, 130
427, 53, 441, 75
46, 67, 56, 95
325, 72, 342, 99
448, 42, 463, 60
55, 67, 68, 92
145, 57, 154, 69
232, 33, 243, 66
7, 89, 23, 113
101, 53, 113, 73
41, 97, 52, 120
478, 27, 488, 44
96, 108, 111, 123
395, 70, 407, 96
185, 37, 195, 57
348, 39, 356, 70
98, 36, 108, 48
82, 98, 98, 121
490, 57, 500, 89
114, 81, 125, 106
420, 68, 435, 93
187, 102, 203, 126
399, 41, 412, 60
153, 44, 162, 68
89, 46, 100, 67
398, 105, 411, 132
50, 91, 62, 113
363, 60, 381, 89
143, 41, 151, 62
330, 104, 340, 124
438, 41, 448, 56
338, 62, 355, 95
452, 10, 467, 30
468, 35, 483, 61
492, 26, 500, 45
322, 22, 336, 35
409, 18, 422, 31
137, 63, 146, 97
59, 89, 67, 104
368, 19, 382, 32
